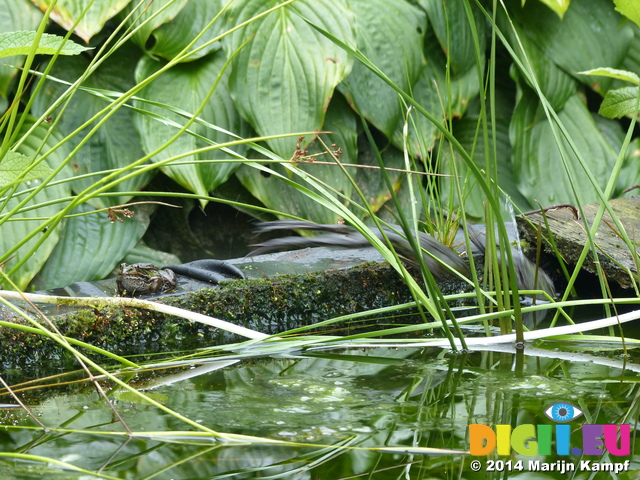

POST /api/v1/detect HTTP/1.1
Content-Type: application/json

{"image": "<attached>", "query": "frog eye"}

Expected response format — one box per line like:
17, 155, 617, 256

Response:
544, 403, 583, 423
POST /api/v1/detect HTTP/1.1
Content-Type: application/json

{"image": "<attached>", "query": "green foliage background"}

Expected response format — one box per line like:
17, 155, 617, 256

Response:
1, 0, 639, 289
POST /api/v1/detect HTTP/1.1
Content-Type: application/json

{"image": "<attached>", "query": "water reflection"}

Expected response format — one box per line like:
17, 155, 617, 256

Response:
0, 347, 638, 479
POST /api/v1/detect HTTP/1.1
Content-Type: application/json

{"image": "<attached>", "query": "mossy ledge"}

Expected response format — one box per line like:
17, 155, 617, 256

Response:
1, 262, 471, 375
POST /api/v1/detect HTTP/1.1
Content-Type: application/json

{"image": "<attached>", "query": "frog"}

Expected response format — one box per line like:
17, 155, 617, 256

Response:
116, 263, 177, 296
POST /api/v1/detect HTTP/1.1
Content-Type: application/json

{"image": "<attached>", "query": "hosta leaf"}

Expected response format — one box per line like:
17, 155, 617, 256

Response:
0, 119, 72, 290
510, 89, 617, 207
0, 1, 43, 110
134, 53, 249, 202
224, 0, 355, 159
122, 242, 181, 268
598, 86, 640, 119
145, 0, 224, 60
33, 203, 153, 290
507, 0, 633, 94
123, 0, 223, 61
31, 0, 131, 43
340, 0, 426, 137
617, 138, 640, 196
0, 31, 90, 58
353, 138, 415, 223
236, 94, 358, 224
440, 96, 528, 219
0, 151, 52, 187
392, 33, 481, 157
31, 45, 153, 207
120, 0, 189, 52
498, 7, 576, 110
614, 0, 640, 28
418, 0, 486, 74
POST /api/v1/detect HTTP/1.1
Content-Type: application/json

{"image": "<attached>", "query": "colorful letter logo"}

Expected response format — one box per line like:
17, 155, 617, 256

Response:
469, 403, 630, 457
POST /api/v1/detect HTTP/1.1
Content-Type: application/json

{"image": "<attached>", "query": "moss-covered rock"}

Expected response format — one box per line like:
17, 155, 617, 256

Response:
1, 262, 472, 377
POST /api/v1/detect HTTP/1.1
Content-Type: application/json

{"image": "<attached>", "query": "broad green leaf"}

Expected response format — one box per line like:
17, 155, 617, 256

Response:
614, 0, 640, 28
578, 67, 640, 85
352, 138, 415, 224
498, 6, 576, 110
510, 89, 617, 207
144, 0, 223, 60
593, 111, 626, 153
598, 86, 640, 119
392, 33, 481, 157
33, 203, 153, 290
340, 0, 426, 137
418, 0, 486, 74
0, 119, 72, 290
134, 53, 249, 201
0, 31, 90, 58
123, 0, 223, 61
537, 0, 570, 19
590, 113, 639, 198
225, 0, 355, 159
236, 94, 358, 224
122, 242, 181, 268
120, 0, 189, 51
31, 0, 131, 43
508, 0, 633, 94
440, 96, 529, 219
321, 93, 358, 174
617, 138, 640, 197
32, 45, 153, 207
0, 151, 53, 187
0, 1, 43, 110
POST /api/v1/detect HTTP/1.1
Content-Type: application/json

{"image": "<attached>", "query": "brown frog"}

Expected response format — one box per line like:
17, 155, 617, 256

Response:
116, 263, 177, 296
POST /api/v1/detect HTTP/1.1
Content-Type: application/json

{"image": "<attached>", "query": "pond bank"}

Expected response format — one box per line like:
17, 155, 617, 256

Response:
0, 248, 473, 376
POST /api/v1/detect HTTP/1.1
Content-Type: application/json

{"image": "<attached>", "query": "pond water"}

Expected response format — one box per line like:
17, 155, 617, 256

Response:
1, 344, 638, 479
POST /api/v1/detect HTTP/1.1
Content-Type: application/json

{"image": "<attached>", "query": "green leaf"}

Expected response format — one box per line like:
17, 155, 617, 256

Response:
134, 53, 249, 201
508, 0, 633, 94
225, 0, 355, 159
418, 0, 486, 74
352, 139, 415, 223
589, 113, 639, 198
0, 1, 43, 105
598, 86, 640, 119
510, 90, 618, 207
122, 242, 181, 268
440, 97, 529, 219
32, 45, 153, 207
578, 67, 640, 85
498, 6, 577, 110
123, 0, 223, 61
236, 94, 358, 224
145, 0, 223, 60
0, 31, 90, 58
31, 0, 131, 43
33, 203, 153, 290
392, 33, 481, 156
120, 0, 189, 52
614, 0, 640, 28
0, 119, 72, 290
0, 151, 53, 187
340, 0, 426, 137
537, 0, 570, 19
617, 138, 640, 197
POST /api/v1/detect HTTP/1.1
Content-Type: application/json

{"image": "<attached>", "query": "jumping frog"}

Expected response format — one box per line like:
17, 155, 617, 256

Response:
116, 263, 177, 296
